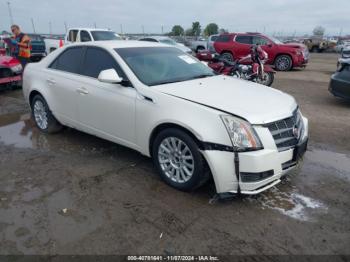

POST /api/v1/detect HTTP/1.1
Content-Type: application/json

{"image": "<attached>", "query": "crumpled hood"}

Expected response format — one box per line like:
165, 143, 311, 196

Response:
153, 75, 297, 124
0, 55, 20, 68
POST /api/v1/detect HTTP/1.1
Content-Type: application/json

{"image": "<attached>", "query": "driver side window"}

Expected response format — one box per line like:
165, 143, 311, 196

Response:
81, 47, 126, 80
253, 36, 269, 46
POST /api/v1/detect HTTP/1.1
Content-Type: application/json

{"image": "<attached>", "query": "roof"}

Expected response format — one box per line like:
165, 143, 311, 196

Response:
139, 36, 171, 41
69, 40, 169, 49
67, 28, 113, 32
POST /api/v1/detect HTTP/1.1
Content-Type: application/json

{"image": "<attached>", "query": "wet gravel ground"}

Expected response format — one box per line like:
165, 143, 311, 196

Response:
0, 53, 349, 255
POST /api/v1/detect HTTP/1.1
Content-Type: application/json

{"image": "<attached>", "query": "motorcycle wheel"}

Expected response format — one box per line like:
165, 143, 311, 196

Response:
259, 72, 274, 86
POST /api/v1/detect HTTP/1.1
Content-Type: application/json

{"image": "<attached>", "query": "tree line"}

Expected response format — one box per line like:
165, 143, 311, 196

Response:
168, 22, 228, 37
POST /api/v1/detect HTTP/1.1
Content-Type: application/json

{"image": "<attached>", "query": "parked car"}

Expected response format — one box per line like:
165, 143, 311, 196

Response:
139, 36, 192, 54
28, 34, 46, 62
303, 37, 329, 53
22, 41, 308, 195
65, 28, 122, 44
341, 46, 350, 59
43, 35, 65, 54
0, 55, 22, 89
335, 40, 350, 53
329, 58, 350, 100
189, 35, 219, 53
214, 33, 309, 71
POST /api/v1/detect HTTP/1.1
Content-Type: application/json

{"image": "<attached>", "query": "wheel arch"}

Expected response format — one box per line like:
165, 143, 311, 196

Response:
148, 122, 204, 157
29, 89, 44, 106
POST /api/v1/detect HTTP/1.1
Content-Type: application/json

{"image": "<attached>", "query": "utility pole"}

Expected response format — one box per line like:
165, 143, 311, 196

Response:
339, 27, 343, 38
64, 22, 68, 33
142, 25, 145, 36
31, 18, 36, 33
120, 24, 123, 35
94, 22, 97, 28
49, 21, 52, 35
161, 25, 164, 35
7, 1, 14, 25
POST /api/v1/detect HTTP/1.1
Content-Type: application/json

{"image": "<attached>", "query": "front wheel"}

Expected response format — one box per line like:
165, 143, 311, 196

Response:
274, 55, 292, 71
152, 128, 209, 191
31, 94, 63, 133
258, 72, 274, 86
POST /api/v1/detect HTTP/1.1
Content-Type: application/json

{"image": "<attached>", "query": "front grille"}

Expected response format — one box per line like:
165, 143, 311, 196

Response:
265, 109, 303, 151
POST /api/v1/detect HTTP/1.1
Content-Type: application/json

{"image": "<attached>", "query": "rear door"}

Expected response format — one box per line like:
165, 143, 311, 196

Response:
77, 46, 137, 147
233, 35, 253, 60
45, 46, 85, 126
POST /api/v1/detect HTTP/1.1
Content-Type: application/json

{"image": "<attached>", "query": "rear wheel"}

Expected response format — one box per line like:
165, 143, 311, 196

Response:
274, 55, 292, 71
152, 128, 209, 191
221, 52, 234, 62
31, 94, 63, 133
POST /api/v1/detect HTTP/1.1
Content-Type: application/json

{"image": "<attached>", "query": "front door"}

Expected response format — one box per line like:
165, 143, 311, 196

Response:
77, 47, 137, 148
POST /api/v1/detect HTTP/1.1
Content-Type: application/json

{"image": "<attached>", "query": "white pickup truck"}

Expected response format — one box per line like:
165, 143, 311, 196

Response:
45, 28, 122, 54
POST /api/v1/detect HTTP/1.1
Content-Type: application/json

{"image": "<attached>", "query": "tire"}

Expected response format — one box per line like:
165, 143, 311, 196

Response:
221, 52, 234, 62
274, 55, 292, 71
31, 94, 63, 133
259, 72, 274, 86
152, 128, 210, 191
196, 46, 205, 53
311, 46, 319, 53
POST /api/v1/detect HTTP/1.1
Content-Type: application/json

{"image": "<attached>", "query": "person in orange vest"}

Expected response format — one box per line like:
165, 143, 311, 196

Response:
10, 24, 31, 68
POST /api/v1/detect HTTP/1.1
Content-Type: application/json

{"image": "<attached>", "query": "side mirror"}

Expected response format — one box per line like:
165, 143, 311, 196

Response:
268, 43, 273, 47
98, 69, 123, 84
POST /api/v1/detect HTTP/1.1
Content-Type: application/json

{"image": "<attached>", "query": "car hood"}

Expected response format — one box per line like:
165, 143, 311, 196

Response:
153, 75, 297, 124
278, 43, 306, 50
0, 55, 20, 67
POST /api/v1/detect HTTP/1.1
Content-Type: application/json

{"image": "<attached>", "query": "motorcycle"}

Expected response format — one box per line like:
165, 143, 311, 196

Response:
196, 45, 275, 86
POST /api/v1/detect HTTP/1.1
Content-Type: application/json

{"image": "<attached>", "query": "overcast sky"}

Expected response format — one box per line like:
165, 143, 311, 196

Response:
1, 0, 349, 36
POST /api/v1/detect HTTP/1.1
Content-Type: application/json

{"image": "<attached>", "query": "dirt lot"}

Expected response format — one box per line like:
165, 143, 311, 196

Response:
0, 53, 349, 256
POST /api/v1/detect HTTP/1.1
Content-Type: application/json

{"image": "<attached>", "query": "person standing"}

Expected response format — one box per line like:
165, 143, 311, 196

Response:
10, 25, 31, 68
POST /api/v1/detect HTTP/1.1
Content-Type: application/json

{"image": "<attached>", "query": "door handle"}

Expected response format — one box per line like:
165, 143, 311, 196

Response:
76, 87, 89, 95
46, 78, 56, 85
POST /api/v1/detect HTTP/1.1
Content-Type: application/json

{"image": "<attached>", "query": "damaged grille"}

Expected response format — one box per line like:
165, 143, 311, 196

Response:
265, 109, 303, 151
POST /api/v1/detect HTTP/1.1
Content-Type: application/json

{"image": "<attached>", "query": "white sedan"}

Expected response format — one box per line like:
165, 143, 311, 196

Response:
22, 41, 308, 195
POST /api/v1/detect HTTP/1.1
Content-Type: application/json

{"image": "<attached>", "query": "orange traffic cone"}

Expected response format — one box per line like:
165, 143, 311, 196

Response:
59, 39, 64, 48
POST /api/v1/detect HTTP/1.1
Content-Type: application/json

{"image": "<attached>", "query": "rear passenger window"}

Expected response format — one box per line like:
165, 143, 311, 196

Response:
235, 35, 252, 44
49, 47, 84, 74
216, 35, 230, 42
68, 30, 78, 42
81, 47, 126, 79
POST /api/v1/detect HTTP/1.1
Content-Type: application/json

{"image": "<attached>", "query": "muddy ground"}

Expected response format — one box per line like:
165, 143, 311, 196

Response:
0, 53, 349, 256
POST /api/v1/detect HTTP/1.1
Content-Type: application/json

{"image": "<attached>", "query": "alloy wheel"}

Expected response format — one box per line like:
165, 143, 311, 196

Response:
33, 100, 48, 130
158, 137, 194, 183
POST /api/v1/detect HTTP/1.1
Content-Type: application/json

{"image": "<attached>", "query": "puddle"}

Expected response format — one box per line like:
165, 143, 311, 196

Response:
0, 113, 119, 154
248, 186, 327, 221
305, 148, 350, 181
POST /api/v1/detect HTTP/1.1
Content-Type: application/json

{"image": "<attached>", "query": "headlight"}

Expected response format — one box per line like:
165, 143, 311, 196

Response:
220, 115, 263, 151
11, 64, 23, 73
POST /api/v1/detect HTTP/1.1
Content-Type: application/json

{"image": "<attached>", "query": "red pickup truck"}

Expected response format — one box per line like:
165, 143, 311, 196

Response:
213, 33, 309, 71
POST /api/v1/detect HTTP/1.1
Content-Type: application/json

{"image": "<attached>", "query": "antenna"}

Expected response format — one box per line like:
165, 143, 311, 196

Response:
31, 18, 36, 33
7, 1, 14, 25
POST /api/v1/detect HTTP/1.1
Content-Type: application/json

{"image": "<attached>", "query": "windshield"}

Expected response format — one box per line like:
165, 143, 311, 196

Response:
91, 31, 121, 41
115, 47, 215, 86
158, 38, 177, 45
269, 36, 283, 44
